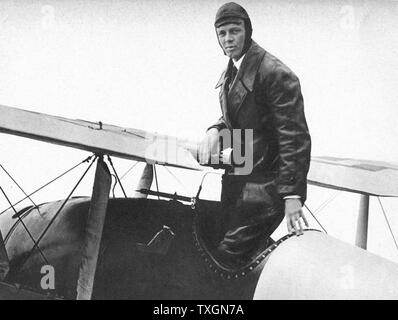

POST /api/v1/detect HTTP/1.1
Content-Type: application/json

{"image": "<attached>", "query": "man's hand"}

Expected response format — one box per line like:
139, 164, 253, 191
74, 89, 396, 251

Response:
198, 128, 219, 165
285, 198, 309, 236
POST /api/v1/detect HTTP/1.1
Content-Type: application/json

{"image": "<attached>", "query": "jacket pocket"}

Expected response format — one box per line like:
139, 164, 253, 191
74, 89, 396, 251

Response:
241, 180, 275, 205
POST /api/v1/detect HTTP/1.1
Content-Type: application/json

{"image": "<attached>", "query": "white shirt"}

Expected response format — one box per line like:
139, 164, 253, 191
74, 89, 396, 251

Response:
233, 54, 245, 70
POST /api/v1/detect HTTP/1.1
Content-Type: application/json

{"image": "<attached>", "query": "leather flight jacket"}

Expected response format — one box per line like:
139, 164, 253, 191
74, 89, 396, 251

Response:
209, 41, 311, 203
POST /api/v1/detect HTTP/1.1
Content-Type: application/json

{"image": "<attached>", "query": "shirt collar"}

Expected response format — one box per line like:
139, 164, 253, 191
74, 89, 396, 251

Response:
215, 41, 265, 91
233, 54, 245, 70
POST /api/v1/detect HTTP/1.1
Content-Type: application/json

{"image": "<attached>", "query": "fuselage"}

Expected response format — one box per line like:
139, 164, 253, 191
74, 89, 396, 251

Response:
1, 196, 398, 300
0, 197, 263, 299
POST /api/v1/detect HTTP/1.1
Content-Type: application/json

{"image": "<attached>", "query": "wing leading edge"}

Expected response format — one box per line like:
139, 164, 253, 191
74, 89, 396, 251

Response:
0, 104, 202, 171
308, 156, 398, 197
1, 104, 397, 197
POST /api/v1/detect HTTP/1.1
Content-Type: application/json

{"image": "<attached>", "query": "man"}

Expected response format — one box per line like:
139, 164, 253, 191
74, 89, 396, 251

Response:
198, 2, 311, 268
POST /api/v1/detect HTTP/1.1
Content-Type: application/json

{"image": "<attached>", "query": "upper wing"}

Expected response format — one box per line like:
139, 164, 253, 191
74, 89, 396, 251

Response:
308, 156, 398, 197
2, 104, 398, 197
0, 104, 202, 171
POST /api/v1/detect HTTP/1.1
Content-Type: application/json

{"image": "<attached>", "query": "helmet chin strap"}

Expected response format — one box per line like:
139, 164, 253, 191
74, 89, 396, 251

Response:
242, 18, 253, 55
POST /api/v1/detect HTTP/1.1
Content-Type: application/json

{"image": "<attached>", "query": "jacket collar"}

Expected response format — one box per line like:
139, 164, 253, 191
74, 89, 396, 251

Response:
215, 41, 265, 91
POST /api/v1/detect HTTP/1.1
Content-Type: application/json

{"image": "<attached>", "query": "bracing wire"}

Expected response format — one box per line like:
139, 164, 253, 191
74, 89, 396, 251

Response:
163, 166, 188, 190
106, 156, 127, 198
120, 161, 139, 180
0, 155, 94, 216
0, 163, 40, 213
153, 165, 160, 200
377, 197, 398, 252
195, 171, 223, 199
304, 203, 328, 234
0, 186, 49, 265
110, 174, 117, 198
313, 193, 339, 216
16, 155, 97, 272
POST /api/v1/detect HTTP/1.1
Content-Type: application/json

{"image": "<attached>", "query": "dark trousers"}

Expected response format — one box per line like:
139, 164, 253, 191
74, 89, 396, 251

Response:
216, 176, 284, 268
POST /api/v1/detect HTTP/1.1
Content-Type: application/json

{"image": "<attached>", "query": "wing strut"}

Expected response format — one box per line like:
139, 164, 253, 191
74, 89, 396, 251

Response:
76, 155, 111, 300
133, 164, 154, 198
355, 194, 370, 249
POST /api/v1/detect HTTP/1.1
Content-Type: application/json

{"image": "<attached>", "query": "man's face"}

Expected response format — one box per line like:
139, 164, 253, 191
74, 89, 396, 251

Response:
216, 19, 246, 60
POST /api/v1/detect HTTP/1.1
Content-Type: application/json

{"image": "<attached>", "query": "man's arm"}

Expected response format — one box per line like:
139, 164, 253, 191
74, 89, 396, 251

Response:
198, 116, 227, 164
207, 116, 227, 132
265, 63, 311, 235
266, 64, 311, 202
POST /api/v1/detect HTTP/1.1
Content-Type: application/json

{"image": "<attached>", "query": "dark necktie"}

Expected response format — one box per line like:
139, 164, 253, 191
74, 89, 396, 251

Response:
229, 65, 238, 91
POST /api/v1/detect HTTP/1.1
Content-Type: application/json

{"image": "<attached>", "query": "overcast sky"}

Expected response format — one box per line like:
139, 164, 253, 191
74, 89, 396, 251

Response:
0, 0, 398, 262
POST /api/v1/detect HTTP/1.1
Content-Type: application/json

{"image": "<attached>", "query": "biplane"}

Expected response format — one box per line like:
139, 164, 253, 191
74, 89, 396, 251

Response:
0, 103, 398, 300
